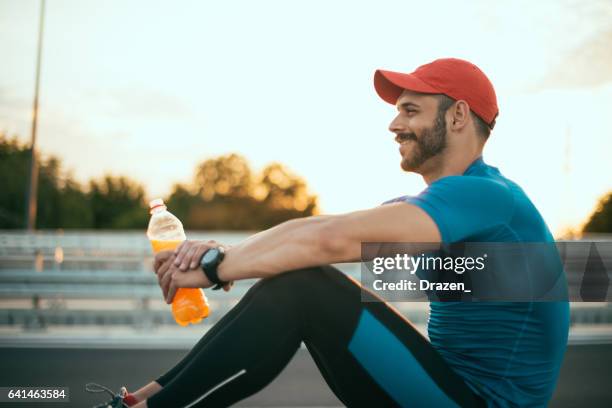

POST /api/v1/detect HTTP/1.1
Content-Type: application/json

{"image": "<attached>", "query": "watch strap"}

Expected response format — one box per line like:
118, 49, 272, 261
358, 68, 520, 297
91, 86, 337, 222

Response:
201, 247, 227, 290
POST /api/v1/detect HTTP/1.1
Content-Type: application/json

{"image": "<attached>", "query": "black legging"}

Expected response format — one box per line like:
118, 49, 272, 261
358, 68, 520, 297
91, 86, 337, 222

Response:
147, 266, 486, 408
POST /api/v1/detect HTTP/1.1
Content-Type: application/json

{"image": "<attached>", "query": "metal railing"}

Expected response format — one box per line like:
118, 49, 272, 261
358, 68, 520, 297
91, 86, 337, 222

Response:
0, 231, 610, 331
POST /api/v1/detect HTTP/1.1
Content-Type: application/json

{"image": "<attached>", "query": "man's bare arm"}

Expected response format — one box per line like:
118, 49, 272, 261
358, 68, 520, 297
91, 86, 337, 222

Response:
217, 202, 441, 281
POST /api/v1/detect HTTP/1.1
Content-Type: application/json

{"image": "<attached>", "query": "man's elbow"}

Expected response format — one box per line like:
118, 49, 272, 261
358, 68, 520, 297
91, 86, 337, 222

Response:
316, 219, 356, 262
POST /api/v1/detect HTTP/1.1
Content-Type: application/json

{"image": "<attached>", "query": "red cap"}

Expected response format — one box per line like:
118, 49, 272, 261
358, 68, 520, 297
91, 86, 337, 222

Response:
374, 58, 498, 128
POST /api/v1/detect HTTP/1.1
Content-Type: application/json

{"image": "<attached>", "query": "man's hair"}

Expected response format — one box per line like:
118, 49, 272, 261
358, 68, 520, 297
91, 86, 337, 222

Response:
434, 94, 491, 140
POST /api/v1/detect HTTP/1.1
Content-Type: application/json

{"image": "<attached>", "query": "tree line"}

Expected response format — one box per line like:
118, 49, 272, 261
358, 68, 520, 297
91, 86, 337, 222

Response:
0, 134, 318, 230
1, 133, 610, 233
583, 193, 612, 234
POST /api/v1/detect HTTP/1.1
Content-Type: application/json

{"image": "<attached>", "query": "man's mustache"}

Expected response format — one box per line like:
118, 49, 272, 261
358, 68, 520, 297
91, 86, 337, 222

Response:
395, 133, 417, 143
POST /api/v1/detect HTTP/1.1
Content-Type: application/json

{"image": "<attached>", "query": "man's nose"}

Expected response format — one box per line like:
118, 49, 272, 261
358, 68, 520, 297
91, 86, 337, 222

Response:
388, 115, 404, 134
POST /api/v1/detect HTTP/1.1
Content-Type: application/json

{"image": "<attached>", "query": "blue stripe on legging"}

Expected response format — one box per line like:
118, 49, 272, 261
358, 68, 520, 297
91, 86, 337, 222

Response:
348, 309, 459, 407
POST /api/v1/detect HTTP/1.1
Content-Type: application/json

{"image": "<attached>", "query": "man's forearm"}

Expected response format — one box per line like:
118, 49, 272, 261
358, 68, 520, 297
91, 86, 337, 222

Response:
215, 202, 440, 283
217, 215, 342, 281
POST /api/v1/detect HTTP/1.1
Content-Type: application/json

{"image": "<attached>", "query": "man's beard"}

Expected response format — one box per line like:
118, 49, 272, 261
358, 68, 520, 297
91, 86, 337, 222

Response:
399, 114, 447, 172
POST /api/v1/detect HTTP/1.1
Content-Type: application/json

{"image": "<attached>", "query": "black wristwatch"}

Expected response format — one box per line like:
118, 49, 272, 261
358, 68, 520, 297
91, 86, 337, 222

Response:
200, 246, 227, 290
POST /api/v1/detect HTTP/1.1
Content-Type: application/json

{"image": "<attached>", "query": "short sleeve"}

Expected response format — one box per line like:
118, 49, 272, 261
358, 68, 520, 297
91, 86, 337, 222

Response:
404, 176, 515, 242
381, 196, 409, 205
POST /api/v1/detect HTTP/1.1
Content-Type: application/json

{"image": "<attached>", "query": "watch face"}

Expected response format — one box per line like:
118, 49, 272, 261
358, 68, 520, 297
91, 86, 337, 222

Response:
202, 248, 218, 264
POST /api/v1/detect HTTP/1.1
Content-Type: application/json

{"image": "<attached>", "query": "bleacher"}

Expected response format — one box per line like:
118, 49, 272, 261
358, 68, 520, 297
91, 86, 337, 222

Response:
0, 231, 253, 329
0, 231, 378, 330
0, 231, 610, 332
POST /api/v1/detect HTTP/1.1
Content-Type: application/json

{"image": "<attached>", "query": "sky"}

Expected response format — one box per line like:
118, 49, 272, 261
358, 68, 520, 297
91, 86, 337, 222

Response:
1, 0, 611, 235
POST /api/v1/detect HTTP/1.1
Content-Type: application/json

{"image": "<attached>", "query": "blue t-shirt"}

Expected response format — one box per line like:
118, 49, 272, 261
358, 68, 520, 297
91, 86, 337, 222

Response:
396, 157, 569, 407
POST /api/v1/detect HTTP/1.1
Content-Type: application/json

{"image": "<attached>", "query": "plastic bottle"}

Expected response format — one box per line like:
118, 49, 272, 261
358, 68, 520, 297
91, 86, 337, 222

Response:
147, 198, 209, 326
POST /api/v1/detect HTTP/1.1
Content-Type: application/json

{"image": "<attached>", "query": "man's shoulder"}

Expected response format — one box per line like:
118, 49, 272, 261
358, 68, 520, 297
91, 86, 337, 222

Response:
428, 174, 514, 202
382, 174, 515, 209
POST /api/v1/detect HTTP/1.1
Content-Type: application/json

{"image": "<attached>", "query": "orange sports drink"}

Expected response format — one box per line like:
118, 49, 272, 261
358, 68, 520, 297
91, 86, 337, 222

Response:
147, 199, 210, 326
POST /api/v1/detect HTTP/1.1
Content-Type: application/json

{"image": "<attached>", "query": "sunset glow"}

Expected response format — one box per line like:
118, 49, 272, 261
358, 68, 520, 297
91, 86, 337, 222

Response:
1, 0, 611, 235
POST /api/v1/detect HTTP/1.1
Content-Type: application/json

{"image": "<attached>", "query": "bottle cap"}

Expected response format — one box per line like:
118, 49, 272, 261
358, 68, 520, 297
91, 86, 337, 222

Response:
149, 198, 165, 210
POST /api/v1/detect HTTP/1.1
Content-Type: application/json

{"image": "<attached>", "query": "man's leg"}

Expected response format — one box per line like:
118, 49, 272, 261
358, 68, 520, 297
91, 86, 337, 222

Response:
129, 382, 162, 403
146, 266, 486, 408
128, 286, 268, 403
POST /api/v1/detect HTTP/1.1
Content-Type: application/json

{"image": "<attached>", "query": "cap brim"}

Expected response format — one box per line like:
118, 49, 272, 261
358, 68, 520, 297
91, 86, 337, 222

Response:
374, 69, 440, 105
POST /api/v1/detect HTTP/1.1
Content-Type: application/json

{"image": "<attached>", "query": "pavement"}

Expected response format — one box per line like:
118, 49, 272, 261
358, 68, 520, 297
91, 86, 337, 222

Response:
0, 341, 611, 407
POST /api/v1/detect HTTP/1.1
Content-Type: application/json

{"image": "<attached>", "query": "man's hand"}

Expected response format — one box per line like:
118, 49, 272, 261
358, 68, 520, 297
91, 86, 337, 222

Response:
153, 240, 234, 303
173, 240, 234, 292
173, 240, 221, 271
153, 250, 210, 303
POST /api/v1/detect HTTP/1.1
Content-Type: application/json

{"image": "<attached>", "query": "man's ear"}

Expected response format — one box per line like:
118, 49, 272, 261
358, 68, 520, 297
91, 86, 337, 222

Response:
450, 100, 470, 130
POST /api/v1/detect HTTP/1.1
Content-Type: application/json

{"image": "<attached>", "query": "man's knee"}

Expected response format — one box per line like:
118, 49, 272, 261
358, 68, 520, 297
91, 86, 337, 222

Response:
247, 265, 356, 302
245, 266, 333, 293
254, 266, 327, 292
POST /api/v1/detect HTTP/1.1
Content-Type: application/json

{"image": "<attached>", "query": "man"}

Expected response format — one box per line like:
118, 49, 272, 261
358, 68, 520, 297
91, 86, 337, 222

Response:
94, 58, 569, 408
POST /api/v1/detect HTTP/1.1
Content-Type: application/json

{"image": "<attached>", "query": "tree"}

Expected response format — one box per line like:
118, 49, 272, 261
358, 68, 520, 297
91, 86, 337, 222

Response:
57, 177, 93, 228
88, 175, 149, 229
1, 134, 319, 230
166, 154, 318, 230
163, 183, 197, 224
195, 153, 253, 200
259, 163, 317, 212
0, 134, 93, 228
583, 192, 612, 234
0, 135, 31, 227
255, 162, 318, 228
